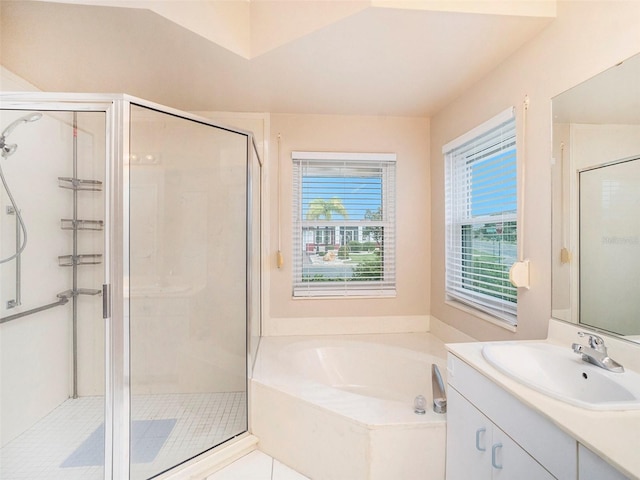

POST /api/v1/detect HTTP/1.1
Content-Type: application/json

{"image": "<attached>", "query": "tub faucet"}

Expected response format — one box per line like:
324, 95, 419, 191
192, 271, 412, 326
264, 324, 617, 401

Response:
431, 364, 447, 414
571, 331, 624, 373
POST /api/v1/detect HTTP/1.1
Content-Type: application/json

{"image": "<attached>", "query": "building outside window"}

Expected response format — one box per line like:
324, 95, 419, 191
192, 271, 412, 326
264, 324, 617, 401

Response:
292, 152, 396, 297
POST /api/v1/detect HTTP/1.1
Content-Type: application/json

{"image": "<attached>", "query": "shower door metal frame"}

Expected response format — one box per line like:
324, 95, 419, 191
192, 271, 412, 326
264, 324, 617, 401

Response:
125, 100, 258, 476
0, 92, 259, 480
121, 95, 263, 480
0, 93, 126, 479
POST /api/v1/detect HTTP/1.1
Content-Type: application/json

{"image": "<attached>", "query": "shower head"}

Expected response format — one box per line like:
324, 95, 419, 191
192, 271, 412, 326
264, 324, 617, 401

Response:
1, 112, 42, 158
1, 112, 42, 138
1, 144, 18, 158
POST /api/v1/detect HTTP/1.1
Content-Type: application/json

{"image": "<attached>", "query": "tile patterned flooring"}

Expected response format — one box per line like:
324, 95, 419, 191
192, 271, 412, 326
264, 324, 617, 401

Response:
0, 392, 246, 480
207, 450, 310, 480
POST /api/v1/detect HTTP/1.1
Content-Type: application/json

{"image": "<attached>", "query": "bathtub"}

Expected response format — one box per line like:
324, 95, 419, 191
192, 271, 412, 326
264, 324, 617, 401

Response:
251, 333, 447, 480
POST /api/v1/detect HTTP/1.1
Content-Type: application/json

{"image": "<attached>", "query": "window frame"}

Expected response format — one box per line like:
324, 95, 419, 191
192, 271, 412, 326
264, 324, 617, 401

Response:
443, 108, 518, 325
292, 151, 397, 298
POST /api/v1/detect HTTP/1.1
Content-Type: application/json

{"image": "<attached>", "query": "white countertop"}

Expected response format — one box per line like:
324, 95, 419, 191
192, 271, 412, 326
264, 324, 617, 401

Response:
446, 339, 640, 479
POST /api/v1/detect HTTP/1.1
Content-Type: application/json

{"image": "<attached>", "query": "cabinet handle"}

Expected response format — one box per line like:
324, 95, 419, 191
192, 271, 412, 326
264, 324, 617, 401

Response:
491, 442, 503, 469
475, 427, 486, 452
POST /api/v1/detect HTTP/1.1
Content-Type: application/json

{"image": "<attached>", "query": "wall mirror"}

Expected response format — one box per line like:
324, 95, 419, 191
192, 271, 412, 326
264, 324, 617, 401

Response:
552, 52, 640, 343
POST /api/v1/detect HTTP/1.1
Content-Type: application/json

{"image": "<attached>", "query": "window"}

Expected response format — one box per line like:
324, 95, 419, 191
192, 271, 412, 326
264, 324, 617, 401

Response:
292, 152, 396, 297
444, 108, 518, 324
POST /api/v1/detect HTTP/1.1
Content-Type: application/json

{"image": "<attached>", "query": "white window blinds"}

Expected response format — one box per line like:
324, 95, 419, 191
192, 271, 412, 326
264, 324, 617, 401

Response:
444, 108, 518, 324
292, 152, 396, 297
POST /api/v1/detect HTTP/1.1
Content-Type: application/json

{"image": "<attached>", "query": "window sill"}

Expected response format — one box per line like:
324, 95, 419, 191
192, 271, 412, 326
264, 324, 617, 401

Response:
445, 299, 517, 333
292, 291, 397, 300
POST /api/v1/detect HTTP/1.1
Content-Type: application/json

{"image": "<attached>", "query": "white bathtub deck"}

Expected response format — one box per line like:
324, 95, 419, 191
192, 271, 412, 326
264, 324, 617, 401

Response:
251, 332, 448, 480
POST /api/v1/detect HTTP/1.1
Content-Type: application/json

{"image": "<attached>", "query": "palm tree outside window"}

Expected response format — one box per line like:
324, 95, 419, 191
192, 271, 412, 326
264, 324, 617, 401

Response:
292, 152, 396, 297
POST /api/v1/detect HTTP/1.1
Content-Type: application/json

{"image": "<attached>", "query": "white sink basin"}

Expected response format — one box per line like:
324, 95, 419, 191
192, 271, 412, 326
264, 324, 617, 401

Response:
482, 342, 640, 411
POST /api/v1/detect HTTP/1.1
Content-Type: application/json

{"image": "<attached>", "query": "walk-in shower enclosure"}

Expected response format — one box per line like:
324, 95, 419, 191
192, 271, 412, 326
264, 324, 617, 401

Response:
0, 93, 261, 480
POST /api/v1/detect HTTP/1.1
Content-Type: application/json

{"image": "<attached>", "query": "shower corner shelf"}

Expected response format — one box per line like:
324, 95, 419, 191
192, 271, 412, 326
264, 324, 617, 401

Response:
57, 288, 102, 299
58, 254, 103, 267
58, 176, 103, 191
61, 219, 104, 231
76, 288, 102, 296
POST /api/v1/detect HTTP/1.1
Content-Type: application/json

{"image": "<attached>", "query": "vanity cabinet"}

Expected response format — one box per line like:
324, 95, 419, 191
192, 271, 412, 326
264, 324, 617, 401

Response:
446, 354, 578, 480
446, 387, 554, 479
578, 444, 630, 480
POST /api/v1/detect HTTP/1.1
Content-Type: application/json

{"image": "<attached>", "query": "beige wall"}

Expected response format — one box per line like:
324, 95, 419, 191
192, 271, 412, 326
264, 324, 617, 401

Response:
5, 1, 640, 344
430, 0, 640, 341
266, 113, 430, 335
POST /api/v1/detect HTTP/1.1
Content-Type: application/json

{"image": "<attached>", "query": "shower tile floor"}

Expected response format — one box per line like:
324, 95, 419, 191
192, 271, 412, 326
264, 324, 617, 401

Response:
0, 392, 246, 480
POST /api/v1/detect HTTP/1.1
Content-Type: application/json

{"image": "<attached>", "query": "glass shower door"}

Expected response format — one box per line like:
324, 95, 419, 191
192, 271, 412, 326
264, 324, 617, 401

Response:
128, 105, 249, 479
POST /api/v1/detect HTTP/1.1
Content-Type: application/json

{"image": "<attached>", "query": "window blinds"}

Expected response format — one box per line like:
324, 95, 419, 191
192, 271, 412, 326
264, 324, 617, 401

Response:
444, 108, 518, 324
292, 152, 396, 297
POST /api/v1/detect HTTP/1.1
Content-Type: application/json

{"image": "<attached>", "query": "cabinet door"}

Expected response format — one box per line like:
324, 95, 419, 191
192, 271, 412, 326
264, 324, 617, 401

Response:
447, 387, 555, 480
446, 388, 492, 479
492, 428, 555, 480
448, 353, 577, 479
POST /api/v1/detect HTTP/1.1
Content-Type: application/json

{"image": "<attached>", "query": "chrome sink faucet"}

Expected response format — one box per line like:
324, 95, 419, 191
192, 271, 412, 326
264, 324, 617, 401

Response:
571, 331, 624, 373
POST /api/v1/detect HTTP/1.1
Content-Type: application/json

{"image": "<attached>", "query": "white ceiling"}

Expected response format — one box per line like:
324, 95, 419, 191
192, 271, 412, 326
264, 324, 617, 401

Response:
0, 1, 555, 116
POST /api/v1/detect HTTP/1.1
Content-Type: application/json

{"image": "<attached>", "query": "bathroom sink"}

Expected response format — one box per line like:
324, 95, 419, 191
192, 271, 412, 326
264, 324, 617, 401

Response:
481, 342, 640, 410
